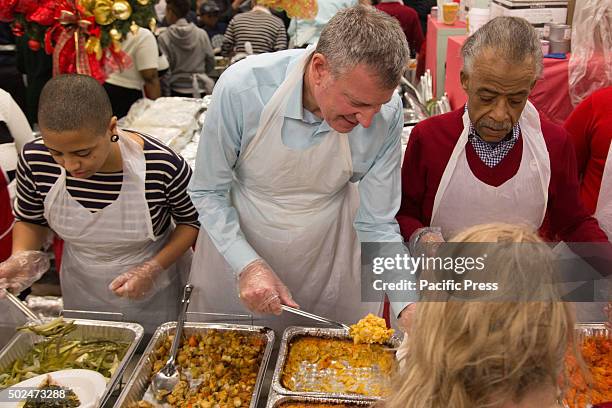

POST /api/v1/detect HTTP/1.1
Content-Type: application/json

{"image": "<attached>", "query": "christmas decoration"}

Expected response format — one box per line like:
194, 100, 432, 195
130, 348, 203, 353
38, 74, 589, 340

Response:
1, 0, 157, 83
27, 38, 40, 51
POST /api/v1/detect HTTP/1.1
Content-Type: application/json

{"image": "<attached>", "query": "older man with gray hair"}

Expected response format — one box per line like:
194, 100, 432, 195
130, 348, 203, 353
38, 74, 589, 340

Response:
398, 17, 610, 258
188, 5, 413, 331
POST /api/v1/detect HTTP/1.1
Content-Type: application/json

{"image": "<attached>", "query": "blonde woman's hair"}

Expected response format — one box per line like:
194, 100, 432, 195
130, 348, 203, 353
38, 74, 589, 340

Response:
385, 223, 575, 408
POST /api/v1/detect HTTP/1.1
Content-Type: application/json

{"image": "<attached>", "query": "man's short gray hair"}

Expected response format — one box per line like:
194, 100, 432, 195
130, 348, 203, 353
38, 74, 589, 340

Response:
315, 5, 410, 89
461, 16, 543, 78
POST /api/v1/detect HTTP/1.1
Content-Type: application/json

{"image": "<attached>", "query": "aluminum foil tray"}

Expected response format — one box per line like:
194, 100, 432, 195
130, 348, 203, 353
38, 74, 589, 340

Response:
574, 323, 609, 341
266, 390, 374, 408
113, 322, 275, 408
0, 318, 144, 406
271, 327, 401, 401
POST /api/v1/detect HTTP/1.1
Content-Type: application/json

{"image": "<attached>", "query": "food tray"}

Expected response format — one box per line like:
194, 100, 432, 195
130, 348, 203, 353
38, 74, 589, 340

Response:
0, 318, 144, 406
574, 323, 609, 341
271, 327, 401, 401
113, 322, 275, 408
0, 296, 34, 351
266, 389, 373, 408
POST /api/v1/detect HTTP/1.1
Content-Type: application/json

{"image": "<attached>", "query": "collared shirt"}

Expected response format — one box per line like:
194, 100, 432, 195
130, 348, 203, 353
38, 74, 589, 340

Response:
465, 105, 521, 168
189, 48, 405, 274
287, 0, 358, 47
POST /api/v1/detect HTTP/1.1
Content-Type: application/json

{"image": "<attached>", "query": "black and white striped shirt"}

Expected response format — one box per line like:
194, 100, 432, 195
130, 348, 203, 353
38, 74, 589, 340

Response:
15, 133, 199, 236
221, 8, 288, 56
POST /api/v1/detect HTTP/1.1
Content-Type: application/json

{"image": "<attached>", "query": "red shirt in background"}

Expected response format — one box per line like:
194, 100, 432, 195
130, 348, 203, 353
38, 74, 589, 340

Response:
563, 86, 612, 214
396, 107, 610, 244
375, 1, 424, 58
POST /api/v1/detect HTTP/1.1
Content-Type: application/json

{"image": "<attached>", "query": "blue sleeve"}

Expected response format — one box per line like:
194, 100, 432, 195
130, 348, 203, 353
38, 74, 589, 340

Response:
188, 73, 261, 274
353, 95, 413, 317
354, 96, 404, 244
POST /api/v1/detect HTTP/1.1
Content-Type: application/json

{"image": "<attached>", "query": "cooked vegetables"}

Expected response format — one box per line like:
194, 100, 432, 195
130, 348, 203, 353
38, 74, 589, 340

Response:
564, 334, 612, 408
129, 329, 266, 408
0, 318, 129, 388
23, 375, 80, 408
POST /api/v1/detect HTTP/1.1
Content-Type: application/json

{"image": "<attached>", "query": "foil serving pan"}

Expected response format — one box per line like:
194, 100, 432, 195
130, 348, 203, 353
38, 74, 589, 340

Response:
0, 318, 144, 407
266, 390, 374, 408
271, 327, 401, 402
113, 322, 275, 408
574, 323, 609, 341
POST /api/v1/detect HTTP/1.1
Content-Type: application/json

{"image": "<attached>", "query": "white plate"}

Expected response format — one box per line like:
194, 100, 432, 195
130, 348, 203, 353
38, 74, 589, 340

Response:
0, 369, 107, 408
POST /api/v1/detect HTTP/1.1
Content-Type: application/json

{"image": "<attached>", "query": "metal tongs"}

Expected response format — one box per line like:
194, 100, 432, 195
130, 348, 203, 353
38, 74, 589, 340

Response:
281, 305, 351, 331
151, 284, 193, 396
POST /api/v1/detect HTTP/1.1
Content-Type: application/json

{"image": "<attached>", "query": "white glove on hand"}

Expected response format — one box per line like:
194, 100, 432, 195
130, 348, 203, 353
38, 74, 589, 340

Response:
0, 250, 50, 296
109, 259, 164, 300
238, 259, 299, 315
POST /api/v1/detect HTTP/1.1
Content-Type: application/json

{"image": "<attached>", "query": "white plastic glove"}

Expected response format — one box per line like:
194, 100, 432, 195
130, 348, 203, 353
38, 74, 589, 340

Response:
238, 259, 299, 315
109, 259, 164, 300
398, 303, 416, 333
0, 250, 50, 297
409, 226, 445, 257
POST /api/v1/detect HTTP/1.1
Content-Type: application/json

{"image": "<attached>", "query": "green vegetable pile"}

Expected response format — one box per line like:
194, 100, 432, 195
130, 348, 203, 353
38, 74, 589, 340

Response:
0, 318, 129, 388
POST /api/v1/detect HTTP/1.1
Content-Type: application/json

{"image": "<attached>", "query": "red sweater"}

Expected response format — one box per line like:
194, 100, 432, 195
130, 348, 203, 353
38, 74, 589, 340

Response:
397, 107, 610, 244
375, 2, 424, 57
564, 86, 612, 215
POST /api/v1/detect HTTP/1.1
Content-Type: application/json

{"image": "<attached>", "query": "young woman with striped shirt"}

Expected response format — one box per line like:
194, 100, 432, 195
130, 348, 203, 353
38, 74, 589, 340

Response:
0, 74, 199, 333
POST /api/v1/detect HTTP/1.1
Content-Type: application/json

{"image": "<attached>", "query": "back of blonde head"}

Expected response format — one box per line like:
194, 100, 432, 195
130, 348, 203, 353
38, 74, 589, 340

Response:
385, 223, 574, 408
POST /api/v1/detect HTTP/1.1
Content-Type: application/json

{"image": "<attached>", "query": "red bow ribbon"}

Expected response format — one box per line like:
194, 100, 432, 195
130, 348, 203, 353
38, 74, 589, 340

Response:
45, 0, 95, 77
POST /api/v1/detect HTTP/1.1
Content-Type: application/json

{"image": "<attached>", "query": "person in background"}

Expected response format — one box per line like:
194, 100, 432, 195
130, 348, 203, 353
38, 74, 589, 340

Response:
0, 89, 33, 262
221, 0, 287, 58
376, 0, 423, 58
198, 2, 228, 53
158, 0, 216, 96
397, 17, 612, 273
0, 75, 198, 333
103, 27, 160, 118
287, 0, 357, 48
387, 223, 575, 408
0, 23, 26, 116
403, 0, 435, 35
564, 86, 612, 240
15, 33, 52, 125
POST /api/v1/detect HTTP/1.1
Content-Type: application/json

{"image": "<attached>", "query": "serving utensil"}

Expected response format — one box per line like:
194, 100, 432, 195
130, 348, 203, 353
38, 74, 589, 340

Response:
151, 284, 193, 396
280, 305, 351, 331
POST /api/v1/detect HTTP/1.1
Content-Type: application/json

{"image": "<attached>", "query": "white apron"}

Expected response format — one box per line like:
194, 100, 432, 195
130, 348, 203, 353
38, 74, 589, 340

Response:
43, 135, 191, 334
595, 141, 612, 240
189, 48, 382, 333
431, 101, 551, 239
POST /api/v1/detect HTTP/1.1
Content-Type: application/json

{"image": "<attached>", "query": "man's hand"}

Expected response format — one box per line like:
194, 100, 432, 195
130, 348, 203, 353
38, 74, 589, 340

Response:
238, 259, 299, 315
109, 259, 164, 300
0, 250, 49, 296
398, 303, 416, 333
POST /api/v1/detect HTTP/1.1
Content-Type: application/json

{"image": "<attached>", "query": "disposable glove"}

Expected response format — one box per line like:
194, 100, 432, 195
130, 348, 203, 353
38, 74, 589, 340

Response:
0, 250, 50, 296
397, 303, 416, 332
238, 259, 299, 315
109, 259, 164, 300
408, 226, 445, 257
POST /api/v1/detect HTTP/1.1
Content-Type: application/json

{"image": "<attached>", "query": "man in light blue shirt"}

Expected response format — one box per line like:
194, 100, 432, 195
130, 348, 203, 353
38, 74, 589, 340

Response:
188, 5, 414, 331
287, 0, 358, 47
